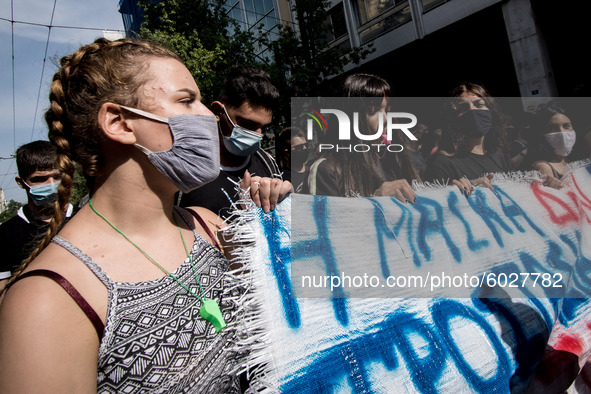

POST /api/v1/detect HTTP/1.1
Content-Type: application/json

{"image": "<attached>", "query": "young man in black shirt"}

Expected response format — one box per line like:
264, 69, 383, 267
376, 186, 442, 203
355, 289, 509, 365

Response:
179, 66, 291, 219
0, 141, 73, 287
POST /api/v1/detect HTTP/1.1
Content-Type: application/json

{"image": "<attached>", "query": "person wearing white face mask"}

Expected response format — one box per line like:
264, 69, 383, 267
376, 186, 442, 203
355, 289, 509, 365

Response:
527, 105, 577, 189
179, 66, 292, 219
0, 140, 73, 287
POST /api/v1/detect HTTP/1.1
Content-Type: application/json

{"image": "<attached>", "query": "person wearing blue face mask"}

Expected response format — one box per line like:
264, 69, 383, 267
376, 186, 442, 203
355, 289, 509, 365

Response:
0, 140, 73, 285
179, 66, 292, 219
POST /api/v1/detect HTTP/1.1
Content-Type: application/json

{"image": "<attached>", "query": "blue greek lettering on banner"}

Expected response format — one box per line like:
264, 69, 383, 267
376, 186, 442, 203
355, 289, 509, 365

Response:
255, 163, 591, 393
260, 208, 301, 328
413, 196, 462, 263
448, 191, 489, 252
466, 189, 514, 247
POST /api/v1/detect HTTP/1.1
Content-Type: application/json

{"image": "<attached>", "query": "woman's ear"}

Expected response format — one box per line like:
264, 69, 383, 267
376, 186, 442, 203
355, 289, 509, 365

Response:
98, 103, 137, 145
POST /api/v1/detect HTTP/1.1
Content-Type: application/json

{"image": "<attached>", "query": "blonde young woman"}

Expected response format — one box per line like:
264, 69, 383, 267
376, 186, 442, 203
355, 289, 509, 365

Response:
0, 38, 288, 393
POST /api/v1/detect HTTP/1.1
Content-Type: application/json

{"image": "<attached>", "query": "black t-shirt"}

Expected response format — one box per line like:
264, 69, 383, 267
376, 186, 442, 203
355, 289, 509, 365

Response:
510, 139, 527, 158
179, 149, 280, 220
282, 167, 308, 193
308, 159, 342, 196
407, 149, 427, 178
290, 170, 307, 194
0, 205, 76, 277
0, 207, 49, 275
423, 149, 511, 183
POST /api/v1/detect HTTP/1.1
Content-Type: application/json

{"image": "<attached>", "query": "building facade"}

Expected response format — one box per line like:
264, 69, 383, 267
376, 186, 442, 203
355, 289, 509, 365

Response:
318, 0, 589, 101
119, 0, 589, 100
119, 0, 144, 36
119, 0, 293, 54
0, 189, 6, 214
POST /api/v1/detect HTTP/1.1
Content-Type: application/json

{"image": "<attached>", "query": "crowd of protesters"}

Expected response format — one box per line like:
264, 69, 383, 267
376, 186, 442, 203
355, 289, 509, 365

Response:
0, 35, 590, 392
278, 76, 591, 198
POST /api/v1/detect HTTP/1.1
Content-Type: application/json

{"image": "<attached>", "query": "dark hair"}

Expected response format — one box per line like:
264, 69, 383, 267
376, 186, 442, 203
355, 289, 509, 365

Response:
16, 140, 58, 179
276, 127, 307, 170
276, 127, 306, 152
419, 128, 441, 159
316, 73, 419, 196
219, 66, 279, 111
340, 73, 392, 104
438, 82, 509, 158
525, 104, 573, 165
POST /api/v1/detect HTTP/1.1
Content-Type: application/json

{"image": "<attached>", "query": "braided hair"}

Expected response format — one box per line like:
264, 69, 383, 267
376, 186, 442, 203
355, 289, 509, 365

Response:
4, 38, 180, 290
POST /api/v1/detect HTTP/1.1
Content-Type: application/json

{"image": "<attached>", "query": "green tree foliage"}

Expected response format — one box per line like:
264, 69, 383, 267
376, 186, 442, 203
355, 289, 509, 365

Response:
0, 200, 23, 224
137, 0, 373, 138
263, 0, 374, 129
138, 0, 261, 104
269, 0, 372, 99
69, 165, 89, 208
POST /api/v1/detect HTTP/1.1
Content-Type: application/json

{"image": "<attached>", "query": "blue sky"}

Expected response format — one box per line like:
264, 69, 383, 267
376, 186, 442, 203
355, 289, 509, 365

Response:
0, 0, 125, 203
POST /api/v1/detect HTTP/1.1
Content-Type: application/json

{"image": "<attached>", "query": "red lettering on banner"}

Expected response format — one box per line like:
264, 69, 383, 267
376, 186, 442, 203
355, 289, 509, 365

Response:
571, 176, 591, 224
531, 182, 579, 226
554, 333, 584, 356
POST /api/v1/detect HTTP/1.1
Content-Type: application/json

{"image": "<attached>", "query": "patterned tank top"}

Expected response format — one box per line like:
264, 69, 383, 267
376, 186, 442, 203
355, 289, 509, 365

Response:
50, 215, 242, 393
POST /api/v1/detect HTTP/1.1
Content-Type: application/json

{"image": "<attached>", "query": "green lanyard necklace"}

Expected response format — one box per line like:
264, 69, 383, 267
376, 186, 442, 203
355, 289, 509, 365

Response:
88, 198, 226, 332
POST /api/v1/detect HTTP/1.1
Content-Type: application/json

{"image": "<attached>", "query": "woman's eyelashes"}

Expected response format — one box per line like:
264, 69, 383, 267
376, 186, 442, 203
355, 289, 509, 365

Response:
179, 97, 196, 107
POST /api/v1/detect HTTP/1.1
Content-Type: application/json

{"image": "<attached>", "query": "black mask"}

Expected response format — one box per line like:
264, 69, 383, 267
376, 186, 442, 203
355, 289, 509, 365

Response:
457, 109, 492, 138
291, 149, 309, 169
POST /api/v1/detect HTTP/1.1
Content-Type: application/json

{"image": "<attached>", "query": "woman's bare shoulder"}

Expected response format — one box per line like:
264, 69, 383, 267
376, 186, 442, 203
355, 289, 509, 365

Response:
184, 206, 226, 231
2, 238, 106, 319
532, 160, 553, 174
0, 267, 99, 392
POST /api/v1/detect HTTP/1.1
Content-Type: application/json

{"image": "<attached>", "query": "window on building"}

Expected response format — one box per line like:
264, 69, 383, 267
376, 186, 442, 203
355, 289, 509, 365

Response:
222, 0, 281, 60
223, 0, 279, 32
422, 0, 449, 13
330, 3, 348, 40
355, 0, 411, 43
224, 0, 244, 33
318, 2, 349, 45
357, 0, 396, 25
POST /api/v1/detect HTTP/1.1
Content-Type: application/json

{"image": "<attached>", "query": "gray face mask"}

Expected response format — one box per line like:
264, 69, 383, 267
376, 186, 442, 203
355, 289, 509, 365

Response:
121, 106, 220, 193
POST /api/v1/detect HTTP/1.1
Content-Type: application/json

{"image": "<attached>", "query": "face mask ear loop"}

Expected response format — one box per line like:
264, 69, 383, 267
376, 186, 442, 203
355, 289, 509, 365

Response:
368, 198, 414, 259
134, 143, 153, 155
122, 105, 174, 154
221, 105, 237, 128
120, 105, 169, 124
221, 105, 263, 139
